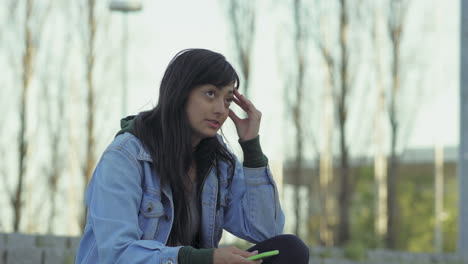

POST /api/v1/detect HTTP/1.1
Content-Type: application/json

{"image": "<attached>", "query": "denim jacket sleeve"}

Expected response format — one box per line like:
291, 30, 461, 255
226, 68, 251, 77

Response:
222, 156, 285, 243
85, 147, 181, 264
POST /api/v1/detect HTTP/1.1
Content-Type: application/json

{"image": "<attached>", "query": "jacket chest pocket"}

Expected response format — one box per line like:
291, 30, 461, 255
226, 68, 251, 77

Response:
138, 193, 164, 240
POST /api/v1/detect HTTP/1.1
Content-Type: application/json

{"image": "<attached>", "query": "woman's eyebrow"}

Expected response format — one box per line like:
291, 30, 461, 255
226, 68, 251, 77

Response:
216, 86, 234, 95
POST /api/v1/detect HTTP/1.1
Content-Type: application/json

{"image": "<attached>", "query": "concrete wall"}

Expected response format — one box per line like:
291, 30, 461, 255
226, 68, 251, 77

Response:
0, 233, 466, 264
0, 233, 79, 264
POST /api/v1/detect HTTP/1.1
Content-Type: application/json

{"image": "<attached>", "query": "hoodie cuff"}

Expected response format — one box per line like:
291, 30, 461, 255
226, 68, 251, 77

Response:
178, 246, 214, 264
239, 135, 268, 168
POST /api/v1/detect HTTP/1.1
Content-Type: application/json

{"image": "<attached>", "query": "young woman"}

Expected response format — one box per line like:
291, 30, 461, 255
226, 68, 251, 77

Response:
76, 49, 309, 264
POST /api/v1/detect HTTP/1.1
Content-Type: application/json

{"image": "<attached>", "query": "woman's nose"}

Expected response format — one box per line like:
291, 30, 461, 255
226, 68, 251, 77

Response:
213, 98, 227, 115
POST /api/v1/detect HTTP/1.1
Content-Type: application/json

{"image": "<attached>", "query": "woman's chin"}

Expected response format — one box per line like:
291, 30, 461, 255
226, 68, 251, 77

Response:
203, 132, 218, 138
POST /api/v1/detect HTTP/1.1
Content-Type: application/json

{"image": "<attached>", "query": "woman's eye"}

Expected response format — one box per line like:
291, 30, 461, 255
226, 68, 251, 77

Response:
226, 98, 234, 104
206, 91, 215, 97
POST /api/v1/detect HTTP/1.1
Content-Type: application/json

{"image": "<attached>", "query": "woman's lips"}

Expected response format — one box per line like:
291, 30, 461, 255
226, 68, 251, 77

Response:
206, 119, 220, 128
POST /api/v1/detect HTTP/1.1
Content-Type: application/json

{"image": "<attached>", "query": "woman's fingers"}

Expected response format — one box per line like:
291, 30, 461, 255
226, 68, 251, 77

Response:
230, 247, 250, 258
230, 247, 261, 263
231, 254, 261, 264
214, 247, 261, 264
233, 88, 243, 99
231, 90, 262, 127
228, 109, 241, 124
232, 97, 242, 106
233, 89, 257, 113
233, 97, 249, 112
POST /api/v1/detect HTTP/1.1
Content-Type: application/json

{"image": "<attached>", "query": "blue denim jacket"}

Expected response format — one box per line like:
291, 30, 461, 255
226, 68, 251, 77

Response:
76, 133, 285, 264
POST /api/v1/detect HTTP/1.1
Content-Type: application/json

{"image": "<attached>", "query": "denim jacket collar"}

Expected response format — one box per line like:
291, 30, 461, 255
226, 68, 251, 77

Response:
137, 145, 153, 162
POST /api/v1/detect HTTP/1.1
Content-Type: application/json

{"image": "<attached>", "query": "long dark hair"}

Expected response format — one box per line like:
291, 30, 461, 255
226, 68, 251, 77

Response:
134, 49, 238, 246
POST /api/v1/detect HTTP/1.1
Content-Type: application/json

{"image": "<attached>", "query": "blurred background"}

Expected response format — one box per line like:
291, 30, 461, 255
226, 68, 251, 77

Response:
0, 0, 464, 258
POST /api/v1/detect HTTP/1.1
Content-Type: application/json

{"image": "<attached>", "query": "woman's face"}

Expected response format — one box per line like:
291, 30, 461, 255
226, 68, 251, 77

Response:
186, 84, 235, 146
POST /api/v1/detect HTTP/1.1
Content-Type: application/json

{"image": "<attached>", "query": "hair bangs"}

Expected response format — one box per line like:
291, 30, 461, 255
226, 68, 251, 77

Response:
195, 57, 240, 90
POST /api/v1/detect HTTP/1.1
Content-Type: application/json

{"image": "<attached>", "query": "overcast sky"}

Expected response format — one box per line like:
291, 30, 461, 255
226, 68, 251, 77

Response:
122, 0, 460, 157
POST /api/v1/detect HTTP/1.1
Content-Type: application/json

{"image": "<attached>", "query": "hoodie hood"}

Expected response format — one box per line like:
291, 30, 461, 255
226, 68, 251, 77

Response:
115, 115, 136, 137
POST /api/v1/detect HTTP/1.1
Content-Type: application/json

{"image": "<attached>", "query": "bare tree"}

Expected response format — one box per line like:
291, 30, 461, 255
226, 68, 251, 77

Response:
41, 87, 65, 233
312, 0, 360, 245
40, 29, 71, 233
81, 0, 97, 231
290, 0, 307, 238
334, 0, 353, 245
10, 0, 50, 232
0, 149, 9, 230
318, 41, 336, 246
12, 0, 35, 232
275, 0, 318, 240
385, 0, 409, 249
311, 2, 340, 246
225, 0, 256, 97
372, 5, 388, 246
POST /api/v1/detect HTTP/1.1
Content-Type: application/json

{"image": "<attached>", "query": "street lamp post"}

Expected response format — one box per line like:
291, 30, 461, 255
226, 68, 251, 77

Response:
109, 0, 142, 116
460, 0, 468, 258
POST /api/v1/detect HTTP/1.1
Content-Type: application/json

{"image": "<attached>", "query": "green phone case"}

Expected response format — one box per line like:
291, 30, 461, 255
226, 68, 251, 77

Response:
247, 250, 279, 260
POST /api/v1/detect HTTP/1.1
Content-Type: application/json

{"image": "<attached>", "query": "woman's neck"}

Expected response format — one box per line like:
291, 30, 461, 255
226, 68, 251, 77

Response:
191, 134, 203, 149
188, 161, 197, 184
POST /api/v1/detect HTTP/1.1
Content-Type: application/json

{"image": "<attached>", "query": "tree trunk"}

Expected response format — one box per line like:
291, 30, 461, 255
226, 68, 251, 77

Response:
320, 85, 335, 246
227, 0, 255, 97
386, 54, 399, 248
373, 7, 388, 245
336, 0, 351, 245
434, 145, 444, 253
317, 19, 337, 246
383, 0, 415, 249
386, 10, 402, 247
13, 0, 34, 232
386, 119, 398, 248
292, 49, 304, 237
46, 29, 70, 234
82, 0, 97, 231
292, 0, 305, 237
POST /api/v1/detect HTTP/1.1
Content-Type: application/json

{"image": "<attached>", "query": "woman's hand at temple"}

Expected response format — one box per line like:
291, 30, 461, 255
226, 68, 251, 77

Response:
228, 89, 262, 142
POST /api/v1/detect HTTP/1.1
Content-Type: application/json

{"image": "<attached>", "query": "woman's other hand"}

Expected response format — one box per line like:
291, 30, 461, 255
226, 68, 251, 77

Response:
213, 247, 262, 264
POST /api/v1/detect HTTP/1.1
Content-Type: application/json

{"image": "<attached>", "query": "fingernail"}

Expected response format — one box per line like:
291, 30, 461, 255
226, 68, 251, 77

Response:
252, 250, 258, 255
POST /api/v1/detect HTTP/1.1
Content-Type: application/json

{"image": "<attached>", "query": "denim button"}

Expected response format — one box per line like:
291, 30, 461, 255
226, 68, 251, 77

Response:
147, 202, 153, 213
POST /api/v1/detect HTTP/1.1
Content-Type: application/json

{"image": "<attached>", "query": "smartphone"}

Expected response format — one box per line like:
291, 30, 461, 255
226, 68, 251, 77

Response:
247, 250, 279, 261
